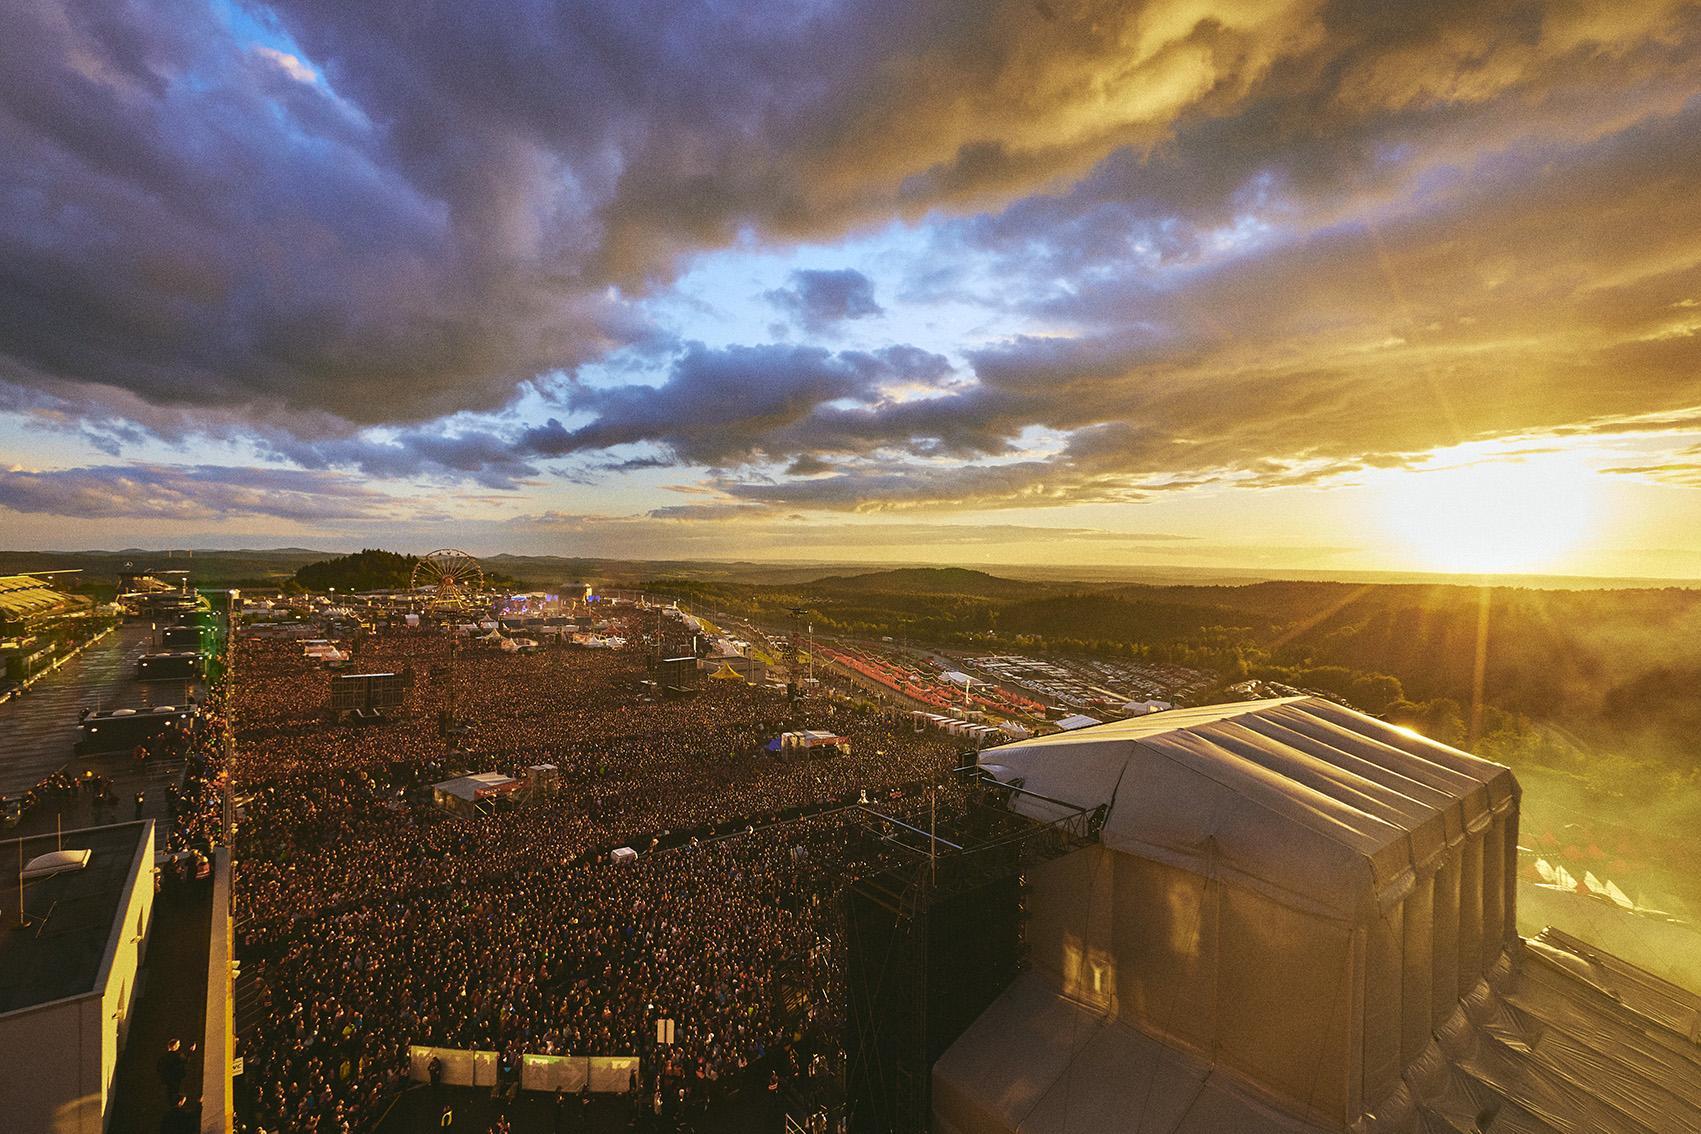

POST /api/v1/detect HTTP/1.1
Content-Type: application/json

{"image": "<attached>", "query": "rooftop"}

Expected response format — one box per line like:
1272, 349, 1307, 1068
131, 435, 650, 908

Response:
0, 573, 88, 622
981, 696, 1515, 919
0, 821, 152, 1014
432, 773, 519, 801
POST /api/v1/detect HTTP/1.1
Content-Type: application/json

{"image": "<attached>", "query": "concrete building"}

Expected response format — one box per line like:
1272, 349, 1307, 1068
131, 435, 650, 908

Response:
0, 821, 156, 1134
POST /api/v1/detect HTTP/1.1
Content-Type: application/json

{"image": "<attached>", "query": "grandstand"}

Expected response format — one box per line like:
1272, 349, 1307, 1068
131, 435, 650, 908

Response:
0, 572, 106, 688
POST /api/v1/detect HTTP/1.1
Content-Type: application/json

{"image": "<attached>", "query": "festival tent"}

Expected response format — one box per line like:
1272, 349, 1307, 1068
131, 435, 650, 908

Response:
1052, 713, 1101, 731
709, 661, 746, 681
937, 697, 1562, 1134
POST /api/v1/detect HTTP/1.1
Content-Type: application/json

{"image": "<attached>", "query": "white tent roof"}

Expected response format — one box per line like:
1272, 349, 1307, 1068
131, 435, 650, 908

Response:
942, 701, 1701, 1134
982, 697, 1513, 921
1053, 713, 1101, 731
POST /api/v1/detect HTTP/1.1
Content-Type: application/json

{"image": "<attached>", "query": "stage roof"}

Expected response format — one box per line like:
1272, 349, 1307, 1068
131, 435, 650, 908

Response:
980, 697, 1516, 920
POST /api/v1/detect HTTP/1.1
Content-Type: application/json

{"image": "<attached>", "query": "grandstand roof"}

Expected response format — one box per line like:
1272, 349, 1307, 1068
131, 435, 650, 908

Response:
979, 696, 1516, 920
0, 574, 86, 622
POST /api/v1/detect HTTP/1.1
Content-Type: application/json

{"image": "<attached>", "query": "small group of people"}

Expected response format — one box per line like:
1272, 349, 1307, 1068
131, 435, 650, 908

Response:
156, 1038, 202, 1133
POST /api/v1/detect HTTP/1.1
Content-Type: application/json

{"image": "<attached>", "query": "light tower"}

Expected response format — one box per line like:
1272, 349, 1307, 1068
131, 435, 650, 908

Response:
787, 605, 809, 706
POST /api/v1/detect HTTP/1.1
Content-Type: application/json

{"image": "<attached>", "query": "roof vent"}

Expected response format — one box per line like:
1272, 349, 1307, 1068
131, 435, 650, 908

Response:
22, 849, 92, 881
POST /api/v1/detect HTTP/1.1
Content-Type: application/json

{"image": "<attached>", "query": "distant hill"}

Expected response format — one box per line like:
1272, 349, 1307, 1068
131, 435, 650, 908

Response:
997, 592, 1276, 642
294, 549, 419, 592
807, 566, 1037, 599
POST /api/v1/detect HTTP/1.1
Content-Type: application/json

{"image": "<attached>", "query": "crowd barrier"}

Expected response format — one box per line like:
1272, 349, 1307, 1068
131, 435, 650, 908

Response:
408, 1046, 640, 1093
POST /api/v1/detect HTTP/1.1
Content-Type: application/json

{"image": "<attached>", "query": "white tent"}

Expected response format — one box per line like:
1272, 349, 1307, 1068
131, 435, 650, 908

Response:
939, 697, 1523, 1134
1052, 713, 1100, 731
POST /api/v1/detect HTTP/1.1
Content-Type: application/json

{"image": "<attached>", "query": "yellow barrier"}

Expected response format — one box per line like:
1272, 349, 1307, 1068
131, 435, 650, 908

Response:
409, 1047, 640, 1093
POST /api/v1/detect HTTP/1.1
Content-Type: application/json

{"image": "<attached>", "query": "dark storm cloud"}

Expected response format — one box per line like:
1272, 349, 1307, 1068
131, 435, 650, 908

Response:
4, 0, 1700, 521
766, 270, 884, 331
518, 342, 953, 466
0, 1, 635, 426
0, 0, 1433, 430
0, 464, 394, 522
256, 427, 542, 491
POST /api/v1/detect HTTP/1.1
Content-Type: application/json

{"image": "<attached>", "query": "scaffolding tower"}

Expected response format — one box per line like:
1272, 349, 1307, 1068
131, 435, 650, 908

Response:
843, 770, 1105, 1134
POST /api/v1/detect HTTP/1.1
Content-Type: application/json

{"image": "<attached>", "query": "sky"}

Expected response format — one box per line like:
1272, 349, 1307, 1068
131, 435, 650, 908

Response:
3, 1, 1701, 577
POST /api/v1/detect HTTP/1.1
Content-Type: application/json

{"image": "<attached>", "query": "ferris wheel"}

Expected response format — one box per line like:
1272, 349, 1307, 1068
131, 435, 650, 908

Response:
409, 549, 485, 608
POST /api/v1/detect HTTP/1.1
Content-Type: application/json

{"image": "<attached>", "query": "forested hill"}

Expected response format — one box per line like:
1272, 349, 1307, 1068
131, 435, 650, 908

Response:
293, 548, 419, 591
804, 567, 1039, 598
994, 592, 1276, 642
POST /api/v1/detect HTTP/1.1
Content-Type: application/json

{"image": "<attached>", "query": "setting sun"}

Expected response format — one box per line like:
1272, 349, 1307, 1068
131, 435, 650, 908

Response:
1376, 449, 1603, 574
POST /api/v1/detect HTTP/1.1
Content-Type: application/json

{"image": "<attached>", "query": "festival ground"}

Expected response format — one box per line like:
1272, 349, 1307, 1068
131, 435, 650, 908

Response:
373, 1083, 781, 1133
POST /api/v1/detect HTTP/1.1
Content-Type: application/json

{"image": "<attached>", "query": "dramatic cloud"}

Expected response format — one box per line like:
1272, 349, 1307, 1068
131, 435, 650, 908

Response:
766, 269, 883, 331
19, 0, 1678, 428
3, 0, 1701, 553
520, 342, 954, 465
0, 465, 397, 522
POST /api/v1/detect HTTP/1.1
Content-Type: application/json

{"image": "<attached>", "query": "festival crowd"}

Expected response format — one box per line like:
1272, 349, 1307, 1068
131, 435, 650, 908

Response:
231, 611, 962, 1132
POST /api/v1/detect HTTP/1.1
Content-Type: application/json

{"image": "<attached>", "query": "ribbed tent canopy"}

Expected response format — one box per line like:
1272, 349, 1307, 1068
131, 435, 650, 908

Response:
940, 697, 1531, 1132
983, 697, 1515, 922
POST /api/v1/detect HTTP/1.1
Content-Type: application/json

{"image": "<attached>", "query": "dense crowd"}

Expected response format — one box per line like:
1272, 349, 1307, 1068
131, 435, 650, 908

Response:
231, 611, 962, 1132
3, 683, 228, 859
